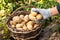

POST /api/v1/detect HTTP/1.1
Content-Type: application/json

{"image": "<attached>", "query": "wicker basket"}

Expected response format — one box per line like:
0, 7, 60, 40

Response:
7, 6, 43, 40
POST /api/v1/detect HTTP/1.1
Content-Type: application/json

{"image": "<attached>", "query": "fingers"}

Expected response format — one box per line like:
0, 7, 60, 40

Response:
31, 8, 40, 13
31, 8, 52, 19
31, 8, 37, 12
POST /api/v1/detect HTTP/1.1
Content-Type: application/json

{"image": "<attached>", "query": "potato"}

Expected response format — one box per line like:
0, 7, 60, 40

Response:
34, 24, 39, 29
12, 21, 16, 25
11, 25, 15, 28
27, 21, 34, 25
31, 11, 37, 16
23, 25, 27, 31
36, 14, 42, 20
29, 15, 36, 20
19, 19, 22, 23
16, 24, 23, 28
10, 21, 13, 25
24, 15, 29, 22
21, 22, 25, 24
16, 28, 23, 31
13, 16, 20, 23
20, 15, 24, 20
27, 24, 33, 30
10, 21, 16, 25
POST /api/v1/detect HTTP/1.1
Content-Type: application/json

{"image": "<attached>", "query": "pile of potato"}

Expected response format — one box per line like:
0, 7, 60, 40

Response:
9, 11, 42, 31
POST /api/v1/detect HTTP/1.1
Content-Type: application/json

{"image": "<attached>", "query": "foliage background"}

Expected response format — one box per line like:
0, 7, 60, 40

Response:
0, 0, 60, 40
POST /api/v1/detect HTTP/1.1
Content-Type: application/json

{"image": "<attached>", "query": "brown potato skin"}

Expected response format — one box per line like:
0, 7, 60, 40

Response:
27, 24, 33, 30
13, 16, 20, 23
10, 11, 42, 31
36, 14, 42, 20
16, 24, 23, 28
24, 15, 29, 23
23, 25, 27, 31
29, 15, 36, 20
31, 11, 37, 16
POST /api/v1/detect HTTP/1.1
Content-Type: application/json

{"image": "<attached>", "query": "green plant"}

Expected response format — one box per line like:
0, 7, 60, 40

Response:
0, 0, 60, 40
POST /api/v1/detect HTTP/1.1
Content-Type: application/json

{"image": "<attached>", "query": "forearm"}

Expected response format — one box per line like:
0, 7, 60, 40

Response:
50, 7, 59, 16
50, 5, 60, 16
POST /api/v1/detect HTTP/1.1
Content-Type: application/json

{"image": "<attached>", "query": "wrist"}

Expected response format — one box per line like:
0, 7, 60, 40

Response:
50, 7, 59, 16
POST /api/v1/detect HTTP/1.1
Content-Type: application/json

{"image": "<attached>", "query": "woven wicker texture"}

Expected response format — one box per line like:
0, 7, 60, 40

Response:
7, 6, 43, 40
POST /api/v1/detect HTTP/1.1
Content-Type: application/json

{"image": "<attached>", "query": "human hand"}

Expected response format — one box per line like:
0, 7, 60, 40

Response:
31, 8, 51, 19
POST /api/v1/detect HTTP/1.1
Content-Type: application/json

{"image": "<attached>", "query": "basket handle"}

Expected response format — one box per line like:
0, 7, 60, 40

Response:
12, 6, 36, 14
